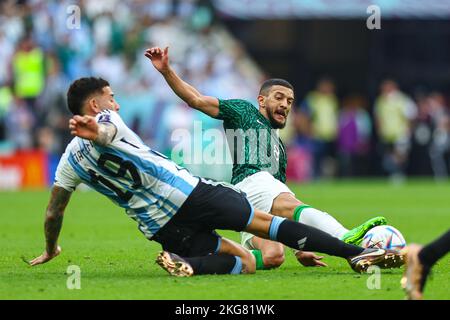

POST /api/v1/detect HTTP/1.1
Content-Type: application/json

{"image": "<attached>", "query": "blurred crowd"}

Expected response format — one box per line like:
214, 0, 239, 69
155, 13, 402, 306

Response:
1, 0, 449, 182
0, 0, 262, 162
290, 78, 450, 181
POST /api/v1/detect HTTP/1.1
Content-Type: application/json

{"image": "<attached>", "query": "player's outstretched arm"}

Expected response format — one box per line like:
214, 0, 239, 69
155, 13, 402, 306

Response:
145, 46, 220, 118
30, 186, 72, 266
69, 115, 117, 146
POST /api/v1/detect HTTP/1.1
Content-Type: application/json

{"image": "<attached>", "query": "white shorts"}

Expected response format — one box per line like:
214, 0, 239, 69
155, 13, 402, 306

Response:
236, 171, 295, 250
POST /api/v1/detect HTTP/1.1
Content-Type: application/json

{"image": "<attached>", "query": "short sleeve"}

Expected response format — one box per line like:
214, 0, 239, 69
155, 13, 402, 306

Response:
54, 152, 81, 192
217, 99, 256, 122
95, 110, 127, 143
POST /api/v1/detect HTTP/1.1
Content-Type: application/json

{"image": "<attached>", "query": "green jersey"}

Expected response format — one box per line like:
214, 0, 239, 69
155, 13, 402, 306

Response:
217, 99, 287, 185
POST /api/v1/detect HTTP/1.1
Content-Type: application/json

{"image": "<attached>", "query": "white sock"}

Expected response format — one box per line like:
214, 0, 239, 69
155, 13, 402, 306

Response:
298, 207, 348, 239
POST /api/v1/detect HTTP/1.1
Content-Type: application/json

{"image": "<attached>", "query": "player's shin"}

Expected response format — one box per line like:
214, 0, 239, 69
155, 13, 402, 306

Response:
184, 254, 244, 275
246, 211, 364, 259
293, 204, 348, 239
418, 230, 450, 268
273, 217, 364, 258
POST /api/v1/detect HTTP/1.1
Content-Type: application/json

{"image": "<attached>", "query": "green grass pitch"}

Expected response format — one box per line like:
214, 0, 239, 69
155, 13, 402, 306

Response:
1, 179, 449, 300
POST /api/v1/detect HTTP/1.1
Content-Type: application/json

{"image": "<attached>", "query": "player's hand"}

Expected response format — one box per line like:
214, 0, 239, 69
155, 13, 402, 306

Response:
29, 246, 61, 266
145, 46, 169, 74
295, 251, 328, 267
69, 115, 99, 140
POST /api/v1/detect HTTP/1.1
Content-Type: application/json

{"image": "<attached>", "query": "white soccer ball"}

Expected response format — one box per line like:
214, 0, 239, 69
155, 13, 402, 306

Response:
360, 225, 406, 250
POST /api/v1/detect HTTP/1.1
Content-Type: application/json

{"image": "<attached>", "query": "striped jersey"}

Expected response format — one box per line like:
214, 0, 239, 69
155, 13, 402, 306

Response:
54, 110, 199, 238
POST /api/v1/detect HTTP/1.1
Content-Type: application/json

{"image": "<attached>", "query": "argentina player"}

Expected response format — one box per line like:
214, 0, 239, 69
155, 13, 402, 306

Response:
29, 77, 404, 276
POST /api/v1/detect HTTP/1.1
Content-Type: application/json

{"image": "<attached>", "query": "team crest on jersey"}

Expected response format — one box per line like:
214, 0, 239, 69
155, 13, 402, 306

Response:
98, 114, 111, 123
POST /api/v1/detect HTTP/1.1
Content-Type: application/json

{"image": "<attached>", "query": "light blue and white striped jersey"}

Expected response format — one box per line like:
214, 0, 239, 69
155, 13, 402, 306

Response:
54, 110, 199, 238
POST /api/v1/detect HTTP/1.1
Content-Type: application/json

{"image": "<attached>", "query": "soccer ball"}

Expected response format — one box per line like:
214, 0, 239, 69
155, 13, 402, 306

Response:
360, 225, 406, 250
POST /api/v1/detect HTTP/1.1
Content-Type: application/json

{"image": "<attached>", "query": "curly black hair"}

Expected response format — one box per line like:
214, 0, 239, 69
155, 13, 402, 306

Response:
67, 77, 110, 115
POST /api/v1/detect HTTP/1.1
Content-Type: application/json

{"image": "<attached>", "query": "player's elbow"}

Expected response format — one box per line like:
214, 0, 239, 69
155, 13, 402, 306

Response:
187, 96, 206, 110
187, 97, 218, 117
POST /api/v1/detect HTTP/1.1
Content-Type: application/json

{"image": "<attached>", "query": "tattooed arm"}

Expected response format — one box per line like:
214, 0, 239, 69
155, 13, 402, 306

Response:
30, 186, 72, 266
69, 115, 117, 146
95, 122, 117, 146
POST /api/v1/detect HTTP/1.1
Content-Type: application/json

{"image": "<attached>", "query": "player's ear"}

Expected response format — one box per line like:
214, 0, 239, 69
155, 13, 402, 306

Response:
257, 95, 266, 109
87, 97, 100, 114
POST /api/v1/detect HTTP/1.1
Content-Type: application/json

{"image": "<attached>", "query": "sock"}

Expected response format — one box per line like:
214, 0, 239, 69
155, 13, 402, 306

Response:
251, 250, 267, 270
294, 205, 349, 239
292, 204, 310, 222
418, 230, 450, 268
270, 216, 364, 258
184, 254, 241, 275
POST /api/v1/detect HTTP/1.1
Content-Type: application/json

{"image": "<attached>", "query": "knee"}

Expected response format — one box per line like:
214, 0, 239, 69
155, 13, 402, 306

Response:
241, 250, 256, 274
262, 249, 285, 268
272, 194, 302, 219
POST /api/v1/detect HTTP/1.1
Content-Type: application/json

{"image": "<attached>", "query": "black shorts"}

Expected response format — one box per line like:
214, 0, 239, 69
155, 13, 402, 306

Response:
151, 179, 254, 257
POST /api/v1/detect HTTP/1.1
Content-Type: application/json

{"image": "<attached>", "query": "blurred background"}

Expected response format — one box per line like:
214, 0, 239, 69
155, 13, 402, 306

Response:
0, 0, 450, 189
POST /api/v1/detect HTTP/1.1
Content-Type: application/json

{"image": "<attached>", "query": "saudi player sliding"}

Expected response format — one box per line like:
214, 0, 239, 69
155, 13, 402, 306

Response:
146, 46, 388, 270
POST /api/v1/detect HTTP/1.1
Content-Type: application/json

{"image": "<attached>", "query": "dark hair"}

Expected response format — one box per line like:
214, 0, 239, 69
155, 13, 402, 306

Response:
259, 78, 294, 96
67, 77, 110, 115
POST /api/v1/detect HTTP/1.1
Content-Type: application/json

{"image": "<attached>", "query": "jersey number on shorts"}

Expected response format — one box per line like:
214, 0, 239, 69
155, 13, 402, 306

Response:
88, 153, 142, 202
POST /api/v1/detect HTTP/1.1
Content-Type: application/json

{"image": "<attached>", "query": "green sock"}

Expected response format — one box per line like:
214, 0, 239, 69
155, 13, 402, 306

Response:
251, 250, 267, 270
293, 204, 311, 222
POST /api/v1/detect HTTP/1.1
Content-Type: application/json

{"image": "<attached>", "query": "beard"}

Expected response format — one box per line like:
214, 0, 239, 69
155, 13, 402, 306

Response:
267, 111, 287, 129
